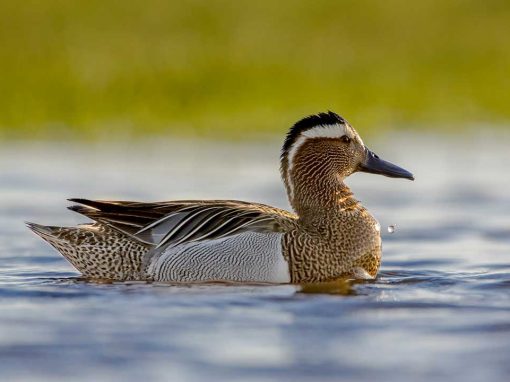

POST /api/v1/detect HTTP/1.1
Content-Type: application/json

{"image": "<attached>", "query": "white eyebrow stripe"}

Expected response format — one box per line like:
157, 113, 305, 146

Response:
301, 123, 348, 139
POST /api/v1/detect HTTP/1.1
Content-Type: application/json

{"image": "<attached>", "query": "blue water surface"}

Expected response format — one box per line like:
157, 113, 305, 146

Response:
1, 133, 509, 382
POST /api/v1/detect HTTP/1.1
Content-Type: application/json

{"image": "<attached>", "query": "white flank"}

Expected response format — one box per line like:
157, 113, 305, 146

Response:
148, 232, 291, 283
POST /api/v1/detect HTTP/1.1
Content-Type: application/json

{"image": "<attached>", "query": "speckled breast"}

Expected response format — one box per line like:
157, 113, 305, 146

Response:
350, 246, 382, 278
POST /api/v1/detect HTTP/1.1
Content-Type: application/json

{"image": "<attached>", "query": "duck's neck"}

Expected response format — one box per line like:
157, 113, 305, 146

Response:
288, 174, 361, 228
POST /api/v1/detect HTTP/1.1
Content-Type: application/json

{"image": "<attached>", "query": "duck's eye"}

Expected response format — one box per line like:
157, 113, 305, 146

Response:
341, 135, 351, 144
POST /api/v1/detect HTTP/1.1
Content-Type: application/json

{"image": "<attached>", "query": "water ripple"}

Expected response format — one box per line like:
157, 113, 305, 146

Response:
1, 138, 510, 382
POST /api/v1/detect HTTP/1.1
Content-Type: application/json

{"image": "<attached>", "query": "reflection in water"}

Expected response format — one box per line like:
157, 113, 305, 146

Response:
1, 133, 510, 382
299, 279, 357, 296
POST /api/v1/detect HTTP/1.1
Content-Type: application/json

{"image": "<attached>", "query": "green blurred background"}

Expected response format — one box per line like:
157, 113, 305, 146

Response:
1, 0, 509, 140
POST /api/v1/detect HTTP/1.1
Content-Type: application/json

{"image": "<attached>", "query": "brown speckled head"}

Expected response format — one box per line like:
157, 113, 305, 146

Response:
281, 111, 413, 213
281, 112, 364, 211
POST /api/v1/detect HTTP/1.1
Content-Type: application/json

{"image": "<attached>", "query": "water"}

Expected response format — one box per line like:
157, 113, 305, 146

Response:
1, 132, 509, 382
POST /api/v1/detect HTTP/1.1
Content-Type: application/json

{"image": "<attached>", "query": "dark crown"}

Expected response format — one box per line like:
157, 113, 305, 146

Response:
282, 111, 345, 156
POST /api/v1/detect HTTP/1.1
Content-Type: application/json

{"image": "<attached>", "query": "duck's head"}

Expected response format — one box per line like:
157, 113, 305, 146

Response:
280, 111, 414, 204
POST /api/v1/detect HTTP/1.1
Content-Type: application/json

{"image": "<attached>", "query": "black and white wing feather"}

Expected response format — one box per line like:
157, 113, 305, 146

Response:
68, 199, 294, 248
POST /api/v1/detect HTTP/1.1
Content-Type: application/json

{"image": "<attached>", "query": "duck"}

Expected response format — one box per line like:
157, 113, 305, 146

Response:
27, 111, 414, 284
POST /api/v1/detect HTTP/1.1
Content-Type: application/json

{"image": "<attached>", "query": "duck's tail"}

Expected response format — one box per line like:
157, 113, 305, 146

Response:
26, 222, 151, 281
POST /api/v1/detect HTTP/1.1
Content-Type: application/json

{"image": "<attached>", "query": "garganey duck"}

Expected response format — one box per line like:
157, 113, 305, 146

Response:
27, 112, 413, 283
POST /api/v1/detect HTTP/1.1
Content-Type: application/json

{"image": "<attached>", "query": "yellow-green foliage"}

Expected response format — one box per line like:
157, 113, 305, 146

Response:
1, 0, 509, 139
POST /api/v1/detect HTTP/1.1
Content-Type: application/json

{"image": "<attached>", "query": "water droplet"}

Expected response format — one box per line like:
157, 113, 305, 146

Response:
387, 225, 396, 234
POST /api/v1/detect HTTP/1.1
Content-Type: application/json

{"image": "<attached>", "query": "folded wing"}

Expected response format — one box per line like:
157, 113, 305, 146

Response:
68, 199, 295, 248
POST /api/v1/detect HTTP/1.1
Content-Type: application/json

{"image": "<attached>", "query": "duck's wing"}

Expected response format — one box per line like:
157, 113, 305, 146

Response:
68, 198, 297, 248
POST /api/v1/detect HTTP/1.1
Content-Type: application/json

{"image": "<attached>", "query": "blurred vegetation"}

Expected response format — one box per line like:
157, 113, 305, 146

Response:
0, 0, 509, 140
